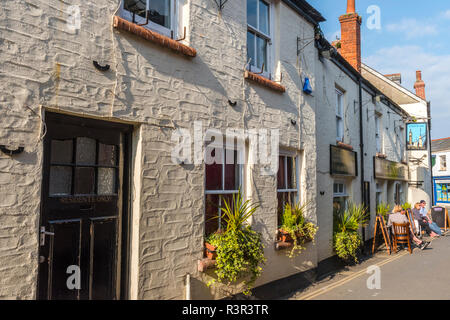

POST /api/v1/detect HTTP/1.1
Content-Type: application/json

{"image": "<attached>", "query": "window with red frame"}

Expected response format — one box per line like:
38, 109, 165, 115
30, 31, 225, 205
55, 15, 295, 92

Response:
205, 146, 242, 236
277, 155, 297, 226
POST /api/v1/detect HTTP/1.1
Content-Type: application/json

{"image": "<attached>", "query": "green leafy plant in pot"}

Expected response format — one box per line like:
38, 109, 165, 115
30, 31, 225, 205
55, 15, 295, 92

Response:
376, 202, 390, 219
206, 190, 266, 295
278, 202, 318, 258
333, 202, 369, 263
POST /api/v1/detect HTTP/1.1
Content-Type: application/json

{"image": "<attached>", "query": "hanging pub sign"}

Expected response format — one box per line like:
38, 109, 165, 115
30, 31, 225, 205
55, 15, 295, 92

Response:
330, 145, 358, 177
374, 157, 409, 181
406, 122, 427, 150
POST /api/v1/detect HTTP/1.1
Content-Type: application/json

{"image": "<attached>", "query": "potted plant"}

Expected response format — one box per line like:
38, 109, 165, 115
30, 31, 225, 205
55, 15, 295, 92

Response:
204, 232, 221, 260
376, 202, 390, 219
278, 202, 318, 258
206, 190, 266, 296
333, 202, 369, 263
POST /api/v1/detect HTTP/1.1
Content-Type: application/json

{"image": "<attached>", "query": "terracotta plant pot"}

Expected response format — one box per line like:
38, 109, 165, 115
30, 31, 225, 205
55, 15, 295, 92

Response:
278, 229, 294, 243
204, 242, 217, 260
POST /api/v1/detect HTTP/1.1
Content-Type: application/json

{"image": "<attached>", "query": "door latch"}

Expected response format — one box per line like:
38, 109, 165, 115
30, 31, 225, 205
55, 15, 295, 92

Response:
40, 226, 55, 246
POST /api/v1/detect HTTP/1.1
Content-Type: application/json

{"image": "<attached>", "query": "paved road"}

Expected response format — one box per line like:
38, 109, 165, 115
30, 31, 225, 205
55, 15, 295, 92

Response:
287, 233, 450, 300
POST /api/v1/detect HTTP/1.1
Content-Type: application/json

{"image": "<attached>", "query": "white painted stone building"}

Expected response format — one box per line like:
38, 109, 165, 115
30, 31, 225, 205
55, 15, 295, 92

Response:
0, 0, 432, 300
0, 0, 326, 300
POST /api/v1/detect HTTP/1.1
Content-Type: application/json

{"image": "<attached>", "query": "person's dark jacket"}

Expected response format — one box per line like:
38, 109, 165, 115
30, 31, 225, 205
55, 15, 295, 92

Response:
412, 208, 422, 221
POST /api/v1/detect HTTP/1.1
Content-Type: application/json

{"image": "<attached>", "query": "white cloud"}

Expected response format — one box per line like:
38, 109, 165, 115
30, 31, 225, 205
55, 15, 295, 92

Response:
364, 46, 450, 139
386, 19, 438, 39
442, 10, 450, 19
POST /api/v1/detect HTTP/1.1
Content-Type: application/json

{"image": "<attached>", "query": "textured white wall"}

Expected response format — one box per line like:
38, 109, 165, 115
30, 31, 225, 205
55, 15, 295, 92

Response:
0, 0, 321, 299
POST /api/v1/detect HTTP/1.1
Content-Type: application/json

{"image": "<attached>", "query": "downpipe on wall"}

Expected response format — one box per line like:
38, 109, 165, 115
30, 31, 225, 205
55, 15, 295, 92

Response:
185, 273, 191, 300
358, 76, 366, 253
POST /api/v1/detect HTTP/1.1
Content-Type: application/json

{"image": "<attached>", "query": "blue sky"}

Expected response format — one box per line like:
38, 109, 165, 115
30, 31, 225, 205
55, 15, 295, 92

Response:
308, 0, 450, 139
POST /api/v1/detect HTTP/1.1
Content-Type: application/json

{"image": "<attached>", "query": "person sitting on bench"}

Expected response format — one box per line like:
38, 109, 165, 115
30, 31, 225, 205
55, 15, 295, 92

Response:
388, 205, 430, 250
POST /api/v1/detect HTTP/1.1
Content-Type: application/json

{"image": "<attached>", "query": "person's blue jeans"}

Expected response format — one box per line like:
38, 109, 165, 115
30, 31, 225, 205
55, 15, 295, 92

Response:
429, 222, 442, 235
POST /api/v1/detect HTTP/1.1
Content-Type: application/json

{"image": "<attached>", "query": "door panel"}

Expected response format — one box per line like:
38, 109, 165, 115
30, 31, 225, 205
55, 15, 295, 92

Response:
39, 113, 131, 300
90, 218, 117, 300
48, 220, 82, 300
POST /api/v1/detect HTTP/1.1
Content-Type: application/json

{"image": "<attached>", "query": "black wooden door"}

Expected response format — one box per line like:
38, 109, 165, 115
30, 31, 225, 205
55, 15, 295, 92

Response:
38, 113, 131, 300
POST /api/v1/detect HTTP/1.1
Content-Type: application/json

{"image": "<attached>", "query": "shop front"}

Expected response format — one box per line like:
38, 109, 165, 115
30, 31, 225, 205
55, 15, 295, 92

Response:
374, 157, 409, 207
330, 145, 358, 212
433, 177, 450, 205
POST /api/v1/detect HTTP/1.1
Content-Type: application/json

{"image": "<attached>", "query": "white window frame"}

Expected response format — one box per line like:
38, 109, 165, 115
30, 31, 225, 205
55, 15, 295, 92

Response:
375, 114, 382, 153
333, 181, 347, 198
336, 88, 344, 142
440, 155, 447, 171
375, 182, 382, 206
247, 0, 273, 79
120, 0, 178, 38
277, 154, 299, 194
205, 142, 245, 231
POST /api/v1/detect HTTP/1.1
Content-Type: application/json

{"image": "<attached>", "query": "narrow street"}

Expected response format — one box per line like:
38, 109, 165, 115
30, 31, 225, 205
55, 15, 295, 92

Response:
286, 232, 450, 300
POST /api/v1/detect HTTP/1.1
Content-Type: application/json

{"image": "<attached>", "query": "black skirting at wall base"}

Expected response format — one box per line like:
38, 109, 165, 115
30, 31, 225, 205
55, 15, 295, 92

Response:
249, 268, 317, 300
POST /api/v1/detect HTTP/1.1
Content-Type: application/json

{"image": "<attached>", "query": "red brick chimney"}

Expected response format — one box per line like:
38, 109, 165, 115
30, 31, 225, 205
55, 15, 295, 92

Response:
339, 0, 362, 73
414, 70, 426, 100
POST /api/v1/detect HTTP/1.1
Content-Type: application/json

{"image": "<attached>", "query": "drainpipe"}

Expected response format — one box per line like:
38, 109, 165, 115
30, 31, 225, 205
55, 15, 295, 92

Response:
427, 102, 434, 206
185, 273, 191, 300
359, 76, 366, 252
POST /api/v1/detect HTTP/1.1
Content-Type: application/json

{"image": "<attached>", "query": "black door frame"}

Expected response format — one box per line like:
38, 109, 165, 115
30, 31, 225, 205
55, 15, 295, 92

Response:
37, 112, 134, 300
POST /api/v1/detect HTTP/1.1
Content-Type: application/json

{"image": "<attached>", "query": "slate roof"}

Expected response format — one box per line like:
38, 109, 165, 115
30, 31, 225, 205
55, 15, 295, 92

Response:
432, 138, 450, 152
282, 0, 326, 25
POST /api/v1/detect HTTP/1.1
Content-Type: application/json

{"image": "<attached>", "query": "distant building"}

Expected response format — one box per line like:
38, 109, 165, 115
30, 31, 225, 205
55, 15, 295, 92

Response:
432, 138, 450, 205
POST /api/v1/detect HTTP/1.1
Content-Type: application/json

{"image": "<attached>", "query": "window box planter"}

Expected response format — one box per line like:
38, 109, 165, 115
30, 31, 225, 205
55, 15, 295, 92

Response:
277, 228, 313, 244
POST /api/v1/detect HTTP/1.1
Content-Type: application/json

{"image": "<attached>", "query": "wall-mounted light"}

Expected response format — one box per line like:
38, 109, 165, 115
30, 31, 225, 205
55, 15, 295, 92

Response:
290, 119, 297, 126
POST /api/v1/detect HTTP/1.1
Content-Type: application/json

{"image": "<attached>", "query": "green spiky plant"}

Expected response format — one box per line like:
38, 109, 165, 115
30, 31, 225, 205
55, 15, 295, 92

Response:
401, 202, 412, 211
376, 202, 390, 218
279, 202, 318, 258
206, 190, 266, 296
333, 202, 369, 263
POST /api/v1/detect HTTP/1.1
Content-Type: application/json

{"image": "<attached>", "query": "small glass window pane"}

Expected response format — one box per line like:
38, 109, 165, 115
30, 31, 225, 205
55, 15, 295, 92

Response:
247, 31, 256, 66
51, 140, 73, 164
205, 194, 220, 236
124, 0, 147, 18
225, 150, 239, 191
277, 156, 285, 189
74, 167, 95, 195
256, 36, 267, 71
149, 0, 171, 28
76, 137, 96, 165
98, 144, 117, 166
259, 1, 269, 34
286, 157, 296, 189
247, 0, 257, 27
49, 166, 72, 196
206, 148, 223, 191
98, 168, 116, 195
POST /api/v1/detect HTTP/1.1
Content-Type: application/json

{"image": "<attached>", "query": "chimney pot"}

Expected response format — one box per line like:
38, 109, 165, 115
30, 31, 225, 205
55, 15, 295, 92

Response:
347, 0, 356, 13
414, 70, 426, 100
416, 70, 422, 81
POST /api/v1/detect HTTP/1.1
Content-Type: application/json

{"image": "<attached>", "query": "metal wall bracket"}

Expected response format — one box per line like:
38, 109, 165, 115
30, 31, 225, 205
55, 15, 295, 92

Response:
93, 61, 110, 72
0, 145, 24, 156
213, 0, 229, 10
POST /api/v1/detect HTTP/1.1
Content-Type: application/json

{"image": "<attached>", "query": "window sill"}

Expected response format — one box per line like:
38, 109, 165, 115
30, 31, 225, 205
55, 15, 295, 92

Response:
244, 70, 285, 93
113, 16, 197, 58
337, 141, 353, 151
